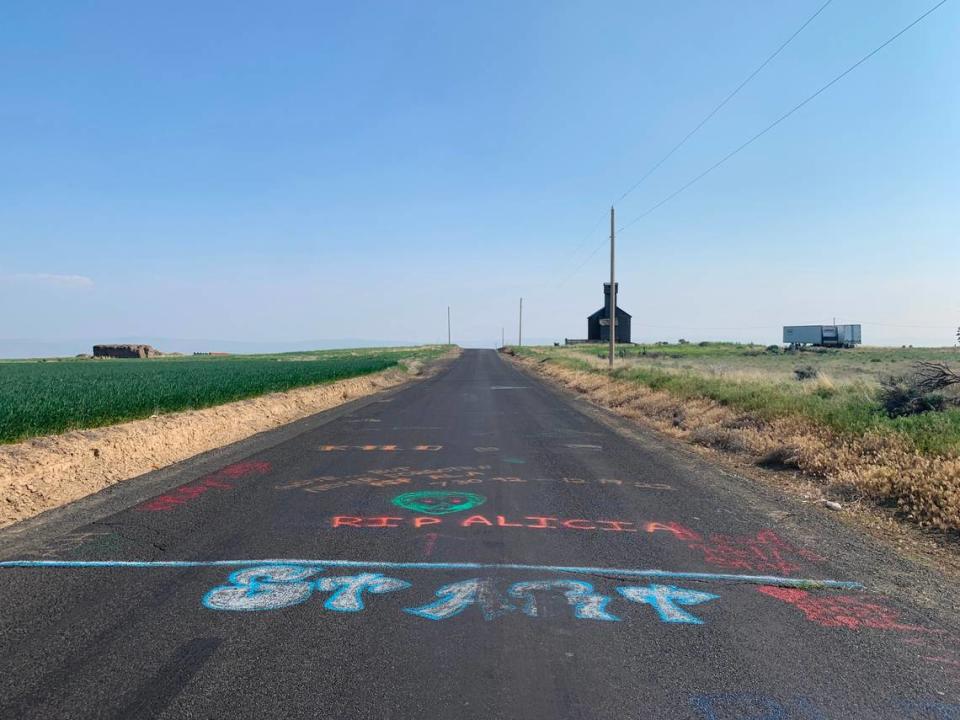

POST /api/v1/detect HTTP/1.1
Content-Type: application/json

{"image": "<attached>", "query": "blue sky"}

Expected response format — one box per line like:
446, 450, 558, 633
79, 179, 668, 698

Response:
1, 0, 957, 355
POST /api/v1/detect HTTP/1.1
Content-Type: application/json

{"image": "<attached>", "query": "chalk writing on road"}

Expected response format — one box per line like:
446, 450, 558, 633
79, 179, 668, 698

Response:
391, 490, 486, 515
326, 515, 824, 576
202, 564, 720, 623
275, 465, 673, 493
138, 461, 272, 512
8, 557, 933, 674
318, 445, 442, 452
331, 515, 659, 531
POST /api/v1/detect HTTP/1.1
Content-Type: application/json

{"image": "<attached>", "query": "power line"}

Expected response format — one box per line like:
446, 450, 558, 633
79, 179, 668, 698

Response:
555, 225, 610, 288
614, 0, 833, 207
618, 0, 950, 235
556, 1, 835, 288
552, 208, 610, 287
862, 321, 958, 330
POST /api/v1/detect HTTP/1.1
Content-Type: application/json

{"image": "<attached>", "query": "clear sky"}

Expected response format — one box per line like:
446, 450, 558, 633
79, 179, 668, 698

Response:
1, 0, 957, 355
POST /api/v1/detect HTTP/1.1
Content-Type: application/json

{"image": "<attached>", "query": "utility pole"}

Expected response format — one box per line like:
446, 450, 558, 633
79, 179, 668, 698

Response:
609, 206, 616, 369
519, 298, 523, 347
501, 327, 505, 348
447, 306, 451, 346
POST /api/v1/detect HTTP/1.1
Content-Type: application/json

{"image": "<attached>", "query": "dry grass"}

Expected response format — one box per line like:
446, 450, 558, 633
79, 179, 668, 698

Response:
510, 352, 960, 534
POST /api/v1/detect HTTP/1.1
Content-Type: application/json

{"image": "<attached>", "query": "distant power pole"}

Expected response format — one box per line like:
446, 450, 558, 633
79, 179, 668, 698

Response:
447, 306, 451, 345
519, 298, 523, 347
609, 206, 616, 369
501, 327, 505, 348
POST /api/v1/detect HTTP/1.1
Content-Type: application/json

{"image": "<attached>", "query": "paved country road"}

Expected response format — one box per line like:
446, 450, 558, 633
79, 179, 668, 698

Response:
0, 350, 957, 719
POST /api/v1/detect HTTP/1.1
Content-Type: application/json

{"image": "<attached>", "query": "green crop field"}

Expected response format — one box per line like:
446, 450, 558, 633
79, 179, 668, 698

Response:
0, 346, 448, 444
516, 343, 960, 456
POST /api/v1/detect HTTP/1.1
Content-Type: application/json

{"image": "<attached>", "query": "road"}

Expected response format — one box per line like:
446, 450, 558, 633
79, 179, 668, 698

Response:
0, 349, 957, 719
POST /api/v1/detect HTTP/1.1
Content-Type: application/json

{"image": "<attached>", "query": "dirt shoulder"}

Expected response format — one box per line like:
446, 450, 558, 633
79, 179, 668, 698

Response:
0, 350, 459, 529
505, 350, 960, 580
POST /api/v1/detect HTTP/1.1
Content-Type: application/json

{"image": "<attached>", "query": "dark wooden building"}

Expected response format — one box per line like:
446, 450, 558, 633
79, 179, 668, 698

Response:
587, 282, 631, 343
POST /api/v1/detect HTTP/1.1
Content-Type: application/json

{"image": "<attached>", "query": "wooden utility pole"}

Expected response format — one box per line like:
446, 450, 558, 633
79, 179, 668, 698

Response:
447, 306, 451, 345
519, 298, 523, 347
501, 327, 505, 348
609, 206, 616, 368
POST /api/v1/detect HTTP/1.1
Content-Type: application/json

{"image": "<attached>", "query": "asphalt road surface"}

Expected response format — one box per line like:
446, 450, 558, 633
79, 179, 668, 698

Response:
1, 349, 957, 719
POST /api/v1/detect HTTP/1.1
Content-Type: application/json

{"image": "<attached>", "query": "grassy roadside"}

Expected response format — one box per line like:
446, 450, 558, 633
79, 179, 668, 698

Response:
0, 346, 450, 444
508, 344, 960, 533
518, 344, 960, 456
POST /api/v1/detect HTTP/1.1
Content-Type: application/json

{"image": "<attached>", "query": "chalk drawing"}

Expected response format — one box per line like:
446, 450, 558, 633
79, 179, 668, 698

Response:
564, 443, 602, 450
688, 529, 823, 576
474, 447, 499, 453
617, 584, 719, 624
508, 580, 619, 621
31, 530, 121, 558
318, 445, 442, 452
404, 579, 514, 621
756, 586, 923, 631
502, 457, 525, 464
645, 521, 702, 541
202, 565, 318, 611
422, 532, 439, 557
690, 693, 827, 720
315, 573, 411, 612
139, 461, 271, 512
902, 633, 960, 679
274, 465, 670, 493
0, 559, 860, 590
690, 693, 960, 720
896, 701, 960, 719
391, 490, 486, 515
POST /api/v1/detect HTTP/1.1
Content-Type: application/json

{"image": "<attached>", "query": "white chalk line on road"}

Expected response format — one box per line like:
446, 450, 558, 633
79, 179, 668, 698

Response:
0, 559, 862, 590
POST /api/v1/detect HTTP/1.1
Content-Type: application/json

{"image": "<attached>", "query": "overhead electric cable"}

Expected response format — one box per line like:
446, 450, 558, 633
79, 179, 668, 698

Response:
614, 0, 833, 206
551, 208, 610, 287
556, 0, 835, 287
617, 0, 949, 235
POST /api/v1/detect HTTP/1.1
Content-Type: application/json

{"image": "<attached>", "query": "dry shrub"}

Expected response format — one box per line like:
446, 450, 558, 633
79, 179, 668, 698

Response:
879, 374, 948, 417
835, 445, 960, 531
690, 427, 749, 453
757, 444, 802, 470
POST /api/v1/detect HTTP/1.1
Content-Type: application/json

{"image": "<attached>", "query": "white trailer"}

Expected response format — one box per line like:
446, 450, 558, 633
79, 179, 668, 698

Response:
783, 324, 861, 348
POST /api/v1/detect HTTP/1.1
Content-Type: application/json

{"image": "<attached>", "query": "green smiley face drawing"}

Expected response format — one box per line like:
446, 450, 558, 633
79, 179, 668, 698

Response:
391, 490, 486, 515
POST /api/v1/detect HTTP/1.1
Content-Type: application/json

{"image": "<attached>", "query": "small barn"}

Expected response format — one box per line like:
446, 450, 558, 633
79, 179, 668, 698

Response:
587, 282, 631, 344
93, 344, 160, 359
